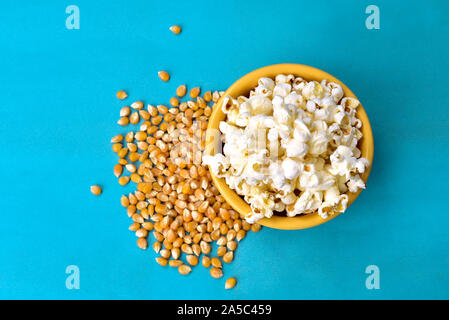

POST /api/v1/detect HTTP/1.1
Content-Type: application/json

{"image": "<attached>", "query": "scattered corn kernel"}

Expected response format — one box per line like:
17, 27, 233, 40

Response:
210, 267, 223, 279
130, 112, 140, 124
111, 134, 123, 143
203, 91, 212, 102
137, 237, 147, 250
225, 277, 237, 289
114, 164, 123, 177
169, 260, 183, 267
156, 257, 168, 266
121, 195, 129, 207
170, 97, 179, 107
118, 176, 130, 186
153, 241, 161, 253
116, 90, 128, 100
120, 106, 131, 117
90, 185, 102, 195
202, 256, 211, 268
211, 257, 222, 268
176, 85, 187, 97
158, 71, 170, 82
186, 255, 199, 266
169, 25, 181, 34
223, 251, 234, 263
178, 264, 192, 275
117, 117, 129, 126
251, 223, 261, 232
131, 101, 144, 110
190, 87, 201, 98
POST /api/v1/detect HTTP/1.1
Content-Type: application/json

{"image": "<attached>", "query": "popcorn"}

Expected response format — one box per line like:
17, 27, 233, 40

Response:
292, 77, 306, 91
203, 75, 370, 223
347, 174, 366, 193
273, 83, 292, 97
308, 131, 329, 156
282, 158, 301, 180
268, 162, 287, 190
302, 81, 324, 100
327, 82, 344, 103
248, 95, 273, 115
202, 154, 229, 178
284, 91, 305, 108
258, 77, 275, 90
319, 185, 349, 218
275, 74, 295, 84
289, 190, 323, 217
284, 138, 309, 158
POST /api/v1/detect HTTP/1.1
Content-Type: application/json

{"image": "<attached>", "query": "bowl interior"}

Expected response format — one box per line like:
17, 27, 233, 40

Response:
205, 63, 374, 230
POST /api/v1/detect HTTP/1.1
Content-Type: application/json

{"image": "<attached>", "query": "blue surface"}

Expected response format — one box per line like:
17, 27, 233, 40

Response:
1, 0, 448, 300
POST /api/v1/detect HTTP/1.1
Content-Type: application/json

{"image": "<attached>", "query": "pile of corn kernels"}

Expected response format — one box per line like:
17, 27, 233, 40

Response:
109, 78, 261, 290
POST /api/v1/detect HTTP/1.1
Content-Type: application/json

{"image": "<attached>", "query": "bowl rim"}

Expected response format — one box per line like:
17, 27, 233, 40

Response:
205, 63, 374, 230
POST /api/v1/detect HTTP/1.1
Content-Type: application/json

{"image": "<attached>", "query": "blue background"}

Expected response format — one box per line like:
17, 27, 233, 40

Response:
1, 0, 448, 299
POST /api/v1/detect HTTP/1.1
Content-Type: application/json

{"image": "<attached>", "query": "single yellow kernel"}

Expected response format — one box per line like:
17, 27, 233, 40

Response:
137, 237, 147, 250
117, 148, 128, 158
121, 195, 129, 207
190, 87, 201, 98
169, 260, 183, 267
251, 223, 262, 232
118, 176, 130, 186
153, 241, 161, 253
211, 257, 222, 268
202, 256, 211, 268
130, 173, 142, 183
169, 25, 181, 34
139, 110, 150, 120
125, 131, 134, 142
223, 251, 234, 263
186, 255, 199, 266
116, 90, 128, 100
131, 101, 144, 110
112, 143, 122, 153
225, 277, 237, 289
129, 112, 140, 124
90, 185, 102, 195
203, 91, 212, 102
157, 105, 168, 114
151, 115, 163, 125
176, 85, 187, 97
113, 164, 123, 177
129, 152, 140, 162
158, 71, 170, 82
210, 267, 223, 279
156, 257, 168, 266
135, 131, 147, 141
117, 117, 129, 126
110, 134, 123, 143
135, 228, 148, 238
120, 106, 131, 117
129, 222, 140, 231
170, 97, 179, 107
178, 264, 192, 275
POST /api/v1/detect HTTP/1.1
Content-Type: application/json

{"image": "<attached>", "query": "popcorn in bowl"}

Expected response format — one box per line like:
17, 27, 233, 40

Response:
203, 74, 370, 224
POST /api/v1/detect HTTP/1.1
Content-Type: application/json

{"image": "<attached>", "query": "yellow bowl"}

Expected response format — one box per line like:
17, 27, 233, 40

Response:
205, 63, 374, 230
